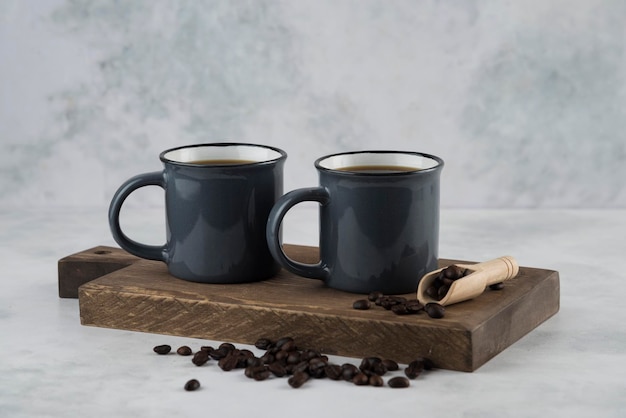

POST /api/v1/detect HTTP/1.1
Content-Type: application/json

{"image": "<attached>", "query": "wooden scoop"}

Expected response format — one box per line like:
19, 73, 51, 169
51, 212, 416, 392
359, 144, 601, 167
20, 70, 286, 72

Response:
417, 257, 519, 306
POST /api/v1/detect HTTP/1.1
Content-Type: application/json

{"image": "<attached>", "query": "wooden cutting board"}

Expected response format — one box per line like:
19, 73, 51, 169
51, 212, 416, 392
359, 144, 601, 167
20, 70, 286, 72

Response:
58, 245, 559, 372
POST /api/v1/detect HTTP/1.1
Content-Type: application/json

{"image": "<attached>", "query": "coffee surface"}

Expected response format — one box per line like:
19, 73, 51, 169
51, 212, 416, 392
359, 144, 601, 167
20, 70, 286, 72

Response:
336, 165, 421, 174
187, 159, 257, 165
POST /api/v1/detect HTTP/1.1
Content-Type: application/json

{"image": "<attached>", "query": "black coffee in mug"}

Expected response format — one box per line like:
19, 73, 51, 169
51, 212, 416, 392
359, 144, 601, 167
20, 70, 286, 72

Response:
109, 143, 287, 283
266, 150, 443, 294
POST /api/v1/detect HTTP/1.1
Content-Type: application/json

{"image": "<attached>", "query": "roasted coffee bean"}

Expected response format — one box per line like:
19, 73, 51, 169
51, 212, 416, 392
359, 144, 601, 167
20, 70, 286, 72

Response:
275, 337, 295, 350
292, 360, 310, 375
280, 339, 298, 352
444, 264, 465, 280
209, 348, 229, 360
275, 350, 288, 362
288, 371, 309, 388
341, 363, 359, 381
218, 352, 241, 371
369, 375, 384, 387
368, 291, 383, 302
352, 372, 370, 386
426, 285, 439, 299
200, 346, 214, 352
489, 282, 505, 290
423, 358, 435, 370
153, 344, 171, 355
437, 284, 450, 299
253, 369, 271, 381
192, 350, 210, 366
308, 357, 328, 378
324, 364, 342, 380
260, 352, 275, 365
247, 356, 263, 368
254, 338, 274, 350
405, 300, 424, 313
219, 342, 236, 352
360, 357, 386, 375
382, 359, 399, 371
353, 299, 371, 310
425, 303, 445, 319
301, 349, 322, 361
391, 303, 410, 315
286, 351, 301, 365
184, 379, 200, 391
268, 361, 287, 377
388, 376, 410, 388
405, 359, 425, 379
177, 346, 192, 356
245, 365, 267, 379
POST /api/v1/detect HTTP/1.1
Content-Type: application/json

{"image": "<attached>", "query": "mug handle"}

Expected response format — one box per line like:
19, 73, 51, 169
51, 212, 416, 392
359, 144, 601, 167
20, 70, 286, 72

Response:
108, 171, 167, 262
266, 187, 331, 280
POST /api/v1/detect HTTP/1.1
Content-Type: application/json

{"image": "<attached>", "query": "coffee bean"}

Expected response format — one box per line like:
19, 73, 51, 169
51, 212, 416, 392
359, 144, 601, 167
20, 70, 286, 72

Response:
254, 338, 274, 350
391, 303, 410, 315
218, 351, 241, 371
444, 264, 465, 280
286, 351, 301, 365
275, 336, 295, 350
219, 342, 236, 352
382, 359, 399, 371
177, 346, 192, 356
341, 363, 359, 381
352, 372, 369, 386
425, 303, 445, 319
425, 285, 439, 299
405, 359, 425, 379
437, 284, 450, 299
184, 379, 200, 391
209, 348, 228, 360
353, 299, 371, 310
369, 375, 384, 387
192, 350, 210, 366
253, 369, 271, 381
153, 344, 171, 355
280, 339, 298, 352
288, 371, 309, 388
368, 291, 383, 302
388, 376, 410, 388
268, 361, 287, 377
245, 365, 267, 379
324, 364, 342, 380
489, 282, 505, 290
405, 300, 424, 313
200, 346, 214, 352
360, 357, 386, 375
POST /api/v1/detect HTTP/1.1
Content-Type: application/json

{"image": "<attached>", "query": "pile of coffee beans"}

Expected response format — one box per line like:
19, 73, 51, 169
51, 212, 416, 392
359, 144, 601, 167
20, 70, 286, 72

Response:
353, 291, 446, 319
153, 337, 436, 390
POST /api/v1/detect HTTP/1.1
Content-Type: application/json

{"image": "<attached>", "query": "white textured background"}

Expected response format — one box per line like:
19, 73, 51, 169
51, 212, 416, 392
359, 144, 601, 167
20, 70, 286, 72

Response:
1, 0, 625, 210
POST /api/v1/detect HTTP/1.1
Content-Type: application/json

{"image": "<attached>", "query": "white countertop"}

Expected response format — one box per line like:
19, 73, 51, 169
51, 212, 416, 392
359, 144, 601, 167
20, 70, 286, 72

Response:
1, 207, 625, 417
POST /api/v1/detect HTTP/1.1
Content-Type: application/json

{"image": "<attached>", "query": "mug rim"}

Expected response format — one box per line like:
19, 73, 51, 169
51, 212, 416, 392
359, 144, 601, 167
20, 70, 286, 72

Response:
314, 150, 444, 176
160, 142, 287, 167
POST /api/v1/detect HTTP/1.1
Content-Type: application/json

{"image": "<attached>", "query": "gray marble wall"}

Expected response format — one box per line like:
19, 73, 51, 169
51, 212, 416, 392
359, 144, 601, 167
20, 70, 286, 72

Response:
1, 0, 624, 209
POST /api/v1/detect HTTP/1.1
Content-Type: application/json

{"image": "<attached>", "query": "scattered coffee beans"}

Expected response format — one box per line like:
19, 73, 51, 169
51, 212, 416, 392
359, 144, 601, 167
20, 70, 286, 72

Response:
425, 303, 445, 319
154, 337, 435, 391
184, 379, 200, 391
177, 346, 192, 356
153, 344, 171, 355
388, 376, 410, 388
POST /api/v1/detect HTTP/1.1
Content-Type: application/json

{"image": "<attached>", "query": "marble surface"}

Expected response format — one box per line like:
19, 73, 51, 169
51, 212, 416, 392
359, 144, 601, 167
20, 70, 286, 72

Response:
1, 0, 625, 209
1, 206, 625, 417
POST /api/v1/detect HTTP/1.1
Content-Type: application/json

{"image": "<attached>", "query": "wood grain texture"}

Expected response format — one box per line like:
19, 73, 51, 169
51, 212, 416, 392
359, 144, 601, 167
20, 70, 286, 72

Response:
64, 245, 560, 372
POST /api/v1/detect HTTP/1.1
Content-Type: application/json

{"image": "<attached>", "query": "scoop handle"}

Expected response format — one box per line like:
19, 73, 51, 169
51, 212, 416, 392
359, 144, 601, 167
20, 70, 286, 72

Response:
462, 256, 519, 285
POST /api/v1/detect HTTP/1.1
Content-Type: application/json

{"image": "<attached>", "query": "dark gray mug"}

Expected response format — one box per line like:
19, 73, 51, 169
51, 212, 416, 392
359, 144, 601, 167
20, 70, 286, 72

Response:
109, 143, 287, 283
266, 150, 444, 294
